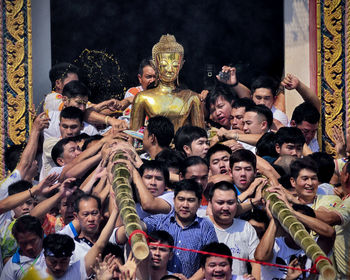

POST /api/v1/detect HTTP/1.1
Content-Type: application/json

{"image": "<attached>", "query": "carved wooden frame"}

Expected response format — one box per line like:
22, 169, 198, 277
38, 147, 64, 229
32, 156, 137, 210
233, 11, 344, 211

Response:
0, 0, 33, 179
316, 0, 348, 155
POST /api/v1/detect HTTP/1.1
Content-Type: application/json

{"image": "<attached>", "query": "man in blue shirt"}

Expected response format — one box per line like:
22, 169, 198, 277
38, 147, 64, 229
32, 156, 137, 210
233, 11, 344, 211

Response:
116, 179, 218, 278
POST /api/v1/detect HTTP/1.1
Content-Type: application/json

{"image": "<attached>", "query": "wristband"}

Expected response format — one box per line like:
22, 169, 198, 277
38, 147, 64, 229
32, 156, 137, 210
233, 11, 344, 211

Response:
230, 80, 239, 87
28, 188, 37, 200
250, 198, 257, 209
105, 116, 110, 126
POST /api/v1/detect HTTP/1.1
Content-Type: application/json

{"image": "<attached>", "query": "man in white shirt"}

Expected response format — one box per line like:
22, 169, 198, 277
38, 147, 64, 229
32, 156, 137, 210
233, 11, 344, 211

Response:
41, 106, 96, 180
251, 75, 288, 127
207, 181, 260, 278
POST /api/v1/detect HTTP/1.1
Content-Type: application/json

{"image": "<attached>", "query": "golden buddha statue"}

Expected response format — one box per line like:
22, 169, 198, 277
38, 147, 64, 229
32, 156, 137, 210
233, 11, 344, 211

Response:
130, 34, 204, 132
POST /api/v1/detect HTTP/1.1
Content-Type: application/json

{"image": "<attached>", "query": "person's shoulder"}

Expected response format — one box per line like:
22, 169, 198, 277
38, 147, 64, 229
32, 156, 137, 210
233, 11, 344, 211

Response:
198, 216, 215, 228
126, 86, 143, 96
143, 212, 171, 222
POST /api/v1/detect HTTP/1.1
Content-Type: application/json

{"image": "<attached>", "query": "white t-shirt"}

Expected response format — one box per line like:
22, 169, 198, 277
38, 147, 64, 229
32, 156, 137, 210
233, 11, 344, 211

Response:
48, 166, 64, 176
212, 218, 259, 276
238, 141, 256, 154
308, 138, 320, 153
0, 250, 46, 280
39, 259, 87, 280
44, 111, 98, 140
317, 183, 335, 195
136, 191, 174, 220
271, 106, 288, 127
260, 237, 311, 280
40, 137, 60, 181
0, 170, 21, 228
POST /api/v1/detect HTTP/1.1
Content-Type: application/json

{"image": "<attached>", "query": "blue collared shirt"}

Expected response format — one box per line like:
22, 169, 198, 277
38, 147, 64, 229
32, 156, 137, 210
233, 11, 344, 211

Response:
143, 211, 218, 277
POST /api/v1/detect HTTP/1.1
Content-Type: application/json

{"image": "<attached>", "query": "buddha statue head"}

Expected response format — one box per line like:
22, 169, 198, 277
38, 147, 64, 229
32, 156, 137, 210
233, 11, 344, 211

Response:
152, 34, 184, 84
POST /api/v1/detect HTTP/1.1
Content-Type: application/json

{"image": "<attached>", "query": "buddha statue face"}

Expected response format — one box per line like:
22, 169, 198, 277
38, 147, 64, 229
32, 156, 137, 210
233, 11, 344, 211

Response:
156, 52, 183, 83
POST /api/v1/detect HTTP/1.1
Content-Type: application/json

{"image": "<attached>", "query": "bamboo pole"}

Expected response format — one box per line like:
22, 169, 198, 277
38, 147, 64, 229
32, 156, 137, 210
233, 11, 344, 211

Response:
263, 187, 336, 280
111, 151, 149, 261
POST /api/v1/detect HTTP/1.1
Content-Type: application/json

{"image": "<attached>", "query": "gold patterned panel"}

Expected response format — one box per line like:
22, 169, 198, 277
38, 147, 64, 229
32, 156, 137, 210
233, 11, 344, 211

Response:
7, 92, 26, 143
4, 0, 31, 146
6, 38, 25, 94
0, 1, 4, 178
5, 0, 25, 41
318, 0, 344, 156
346, 1, 350, 133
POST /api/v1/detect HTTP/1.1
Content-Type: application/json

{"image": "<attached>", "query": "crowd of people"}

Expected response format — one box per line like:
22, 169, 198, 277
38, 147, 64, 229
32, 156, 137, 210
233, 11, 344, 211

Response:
0, 56, 349, 280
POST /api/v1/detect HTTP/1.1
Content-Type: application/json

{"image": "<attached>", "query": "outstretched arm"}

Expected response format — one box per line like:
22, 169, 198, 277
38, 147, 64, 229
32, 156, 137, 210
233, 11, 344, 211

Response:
0, 173, 59, 215
17, 112, 50, 178
85, 207, 118, 276
216, 66, 251, 98
254, 202, 277, 262
30, 177, 76, 220
281, 74, 320, 112
131, 164, 172, 214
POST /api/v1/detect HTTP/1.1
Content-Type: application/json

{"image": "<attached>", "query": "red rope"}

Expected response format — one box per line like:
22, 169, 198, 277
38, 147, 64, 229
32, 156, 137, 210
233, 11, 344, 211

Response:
310, 255, 332, 274
128, 229, 333, 274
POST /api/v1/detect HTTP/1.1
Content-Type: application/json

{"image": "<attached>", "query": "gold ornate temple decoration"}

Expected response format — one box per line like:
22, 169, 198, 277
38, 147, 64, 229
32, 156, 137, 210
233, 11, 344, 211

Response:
0, 0, 33, 179
316, 0, 347, 155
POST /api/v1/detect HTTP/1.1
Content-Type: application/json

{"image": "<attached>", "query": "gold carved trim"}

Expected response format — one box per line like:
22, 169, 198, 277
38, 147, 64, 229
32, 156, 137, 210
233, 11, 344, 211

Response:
0, 1, 5, 178
317, 0, 322, 149
346, 0, 350, 132
317, 0, 345, 156
27, 0, 33, 131
5, 0, 32, 144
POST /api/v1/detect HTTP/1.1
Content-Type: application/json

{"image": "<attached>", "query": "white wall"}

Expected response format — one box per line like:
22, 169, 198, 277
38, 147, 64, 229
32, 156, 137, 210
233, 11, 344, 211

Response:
284, 0, 310, 118
32, 0, 51, 110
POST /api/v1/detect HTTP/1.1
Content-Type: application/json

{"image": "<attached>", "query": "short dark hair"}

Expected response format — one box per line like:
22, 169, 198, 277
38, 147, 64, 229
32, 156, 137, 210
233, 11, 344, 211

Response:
246, 104, 273, 129
8, 180, 32, 196
43, 234, 75, 257
139, 160, 170, 187
148, 230, 174, 251
155, 148, 185, 172
240, 208, 270, 230
49, 63, 79, 89
146, 116, 174, 148
251, 75, 279, 97
290, 157, 318, 180
66, 189, 85, 206
291, 102, 320, 125
275, 127, 305, 147
5, 144, 25, 172
205, 87, 235, 114
174, 125, 208, 155
12, 215, 43, 240
206, 144, 232, 163
232, 97, 255, 110
160, 276, 182, 280
308, 152, 335, 183
138, 58, 153, 76
200, 242, 233, 267
256, 132, 279, 158
74, 193, 102, 213
230, 149, 256, 171
102, 242, 125, 263
60, 106, 84, 123
62, 80, 90, 98
180, 156, 208, 177
173, 179, 202, 201
81, 134, 103, 151
208, 181, 237, 200
292, 204, 316, 218
51, 137, 77, 166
